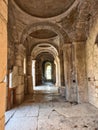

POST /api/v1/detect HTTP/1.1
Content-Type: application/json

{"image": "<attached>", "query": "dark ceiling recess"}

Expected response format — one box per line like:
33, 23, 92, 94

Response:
14, 0, 75, 18
36, 52, 54, 61
30, 29, 57, 39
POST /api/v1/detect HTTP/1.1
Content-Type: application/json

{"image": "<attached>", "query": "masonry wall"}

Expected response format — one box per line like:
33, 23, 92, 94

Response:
86, 43, 98, 108
0, 0, 8, 129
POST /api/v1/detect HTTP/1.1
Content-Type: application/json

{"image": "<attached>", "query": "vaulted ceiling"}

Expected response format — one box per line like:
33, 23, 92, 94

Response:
14, 0, 75, 18
30, 29, 57, 39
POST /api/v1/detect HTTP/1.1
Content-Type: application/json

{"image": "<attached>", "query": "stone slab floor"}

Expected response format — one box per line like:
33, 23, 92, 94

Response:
5, 85, 98, 130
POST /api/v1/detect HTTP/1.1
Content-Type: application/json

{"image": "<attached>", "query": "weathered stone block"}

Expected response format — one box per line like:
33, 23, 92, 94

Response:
74, 42, 87, 103
18, 76, 24, 85
27, 76, 33, 93
18, 67, 24, 75
0, 83, 6, 118
15, 59, 23, 67
12, 66, 18, 87
16, 55, 23, 61
16, 85, 24, 94
16, 93, 24, 104
63, 44, 73, 101
0, 15, 7, 82
27, 64, 32, 75
0, 0, 7, 20
0, 116, 5, 130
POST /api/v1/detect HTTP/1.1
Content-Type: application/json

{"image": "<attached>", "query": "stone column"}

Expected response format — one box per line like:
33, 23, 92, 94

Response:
27, 56, 33, 93
54, 60, 58, 86
32, 60, 36, 88
63, 44, 73, 101
93, 43, 98, 107
54, 56, 61, 87
0, 1, 7, 129
59, 50, 65, 86
86, 42, 98, 107
73, 42, 87, 103
35, 60, 42, 86
86, 18, 98, 108
14, 45, 25, 104
52, 62, 56, 84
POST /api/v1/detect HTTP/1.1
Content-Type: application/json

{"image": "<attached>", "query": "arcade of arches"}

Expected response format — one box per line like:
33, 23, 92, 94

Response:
0, 0, 98, 129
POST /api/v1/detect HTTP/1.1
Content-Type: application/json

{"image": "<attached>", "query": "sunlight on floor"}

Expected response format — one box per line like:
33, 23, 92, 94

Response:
34, 84, 58, 94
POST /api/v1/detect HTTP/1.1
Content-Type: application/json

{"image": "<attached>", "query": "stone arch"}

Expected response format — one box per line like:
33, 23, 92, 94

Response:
30, 41, 59, 54
31, 43, 58, 59
31, 43, 61, 86
20, 22, 71, 46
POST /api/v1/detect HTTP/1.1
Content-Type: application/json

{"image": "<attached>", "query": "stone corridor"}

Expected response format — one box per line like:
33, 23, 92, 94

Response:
5, 86, 98, 130
1, 0, 98, 129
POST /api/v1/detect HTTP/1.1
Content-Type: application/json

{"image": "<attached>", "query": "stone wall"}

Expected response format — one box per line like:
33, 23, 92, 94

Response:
0, 0, 8, 129
93, 44, 98, 107
87, 43, 98, 108
86, 18, 98, 108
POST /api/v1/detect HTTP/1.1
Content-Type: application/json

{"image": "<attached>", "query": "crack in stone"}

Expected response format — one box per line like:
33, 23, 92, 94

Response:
48, 109, 67, 119
5, 110, 16, 125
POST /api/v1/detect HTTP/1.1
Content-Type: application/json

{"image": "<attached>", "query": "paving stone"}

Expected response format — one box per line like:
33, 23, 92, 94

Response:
5, 108, 16, 124
5, 86, 98, 130
5, 117, 37, 130
14, 104, 39, 117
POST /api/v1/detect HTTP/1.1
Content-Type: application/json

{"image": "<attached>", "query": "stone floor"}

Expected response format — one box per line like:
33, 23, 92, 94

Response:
5, 85, 98, 130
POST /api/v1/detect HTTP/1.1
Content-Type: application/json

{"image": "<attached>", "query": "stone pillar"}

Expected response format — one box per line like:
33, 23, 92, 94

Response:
86, 42, 98, 107
27, 56, 33, 93
35, 60, 42, 86
93, 44, 98, 107
86, 18, 98, 108
54, 60, 58, 86
52, 63, 56, 84
86, 41, 94, 105
63, 44, 73, 101
54, 56, 61, 87
0, 0, 7, 129
73, 42, 87, 103
32, 60, 36, 87
59, 51, 65, 86
14, 45, 25, 104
